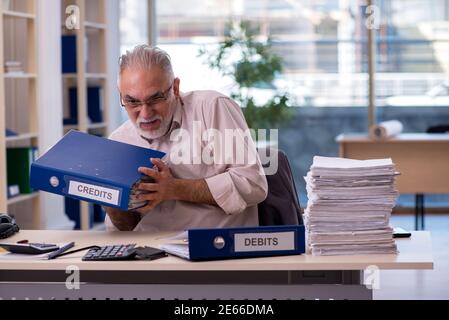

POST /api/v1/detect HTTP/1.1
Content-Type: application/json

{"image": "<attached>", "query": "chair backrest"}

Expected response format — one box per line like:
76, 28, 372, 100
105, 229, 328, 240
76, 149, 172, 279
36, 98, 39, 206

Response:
257, 148, 303, 226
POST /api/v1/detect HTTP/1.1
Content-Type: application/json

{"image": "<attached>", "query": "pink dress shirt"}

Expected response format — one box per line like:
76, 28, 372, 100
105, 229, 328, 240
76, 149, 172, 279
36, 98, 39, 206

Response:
105, 90, 268, 232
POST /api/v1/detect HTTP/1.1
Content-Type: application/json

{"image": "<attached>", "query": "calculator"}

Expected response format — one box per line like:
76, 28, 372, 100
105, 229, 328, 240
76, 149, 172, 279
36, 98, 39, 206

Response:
0, 243, 60, 254
82, 244, 138, 261
82, 244, 167, 261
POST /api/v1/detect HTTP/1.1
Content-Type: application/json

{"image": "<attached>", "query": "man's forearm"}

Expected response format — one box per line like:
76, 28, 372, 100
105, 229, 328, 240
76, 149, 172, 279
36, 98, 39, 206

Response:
105, 207, 141, 231
172, 179, 217, 206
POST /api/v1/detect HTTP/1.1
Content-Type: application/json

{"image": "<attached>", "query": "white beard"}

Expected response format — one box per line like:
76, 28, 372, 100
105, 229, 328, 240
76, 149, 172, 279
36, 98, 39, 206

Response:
135, 101, 176, 140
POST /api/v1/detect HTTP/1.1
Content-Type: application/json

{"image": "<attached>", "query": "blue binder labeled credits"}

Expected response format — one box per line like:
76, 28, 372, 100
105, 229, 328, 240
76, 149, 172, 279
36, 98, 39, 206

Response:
30, 130, 166, 210
160, 225, 305, 261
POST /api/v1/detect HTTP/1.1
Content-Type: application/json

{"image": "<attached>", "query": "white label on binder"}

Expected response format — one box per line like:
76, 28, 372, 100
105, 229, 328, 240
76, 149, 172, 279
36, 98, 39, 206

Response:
68, 181, 120, 205
8, 185, 20, 197
234, 232, 295, 252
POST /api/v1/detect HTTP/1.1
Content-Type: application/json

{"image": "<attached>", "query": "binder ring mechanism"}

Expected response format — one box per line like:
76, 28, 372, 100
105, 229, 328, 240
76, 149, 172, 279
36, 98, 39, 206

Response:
50, 176, 60, 188
213, 236, 225, 250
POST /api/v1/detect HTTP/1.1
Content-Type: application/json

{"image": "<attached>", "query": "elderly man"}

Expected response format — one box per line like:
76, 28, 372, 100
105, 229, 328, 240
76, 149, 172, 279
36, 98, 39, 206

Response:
105, 45, 268, 231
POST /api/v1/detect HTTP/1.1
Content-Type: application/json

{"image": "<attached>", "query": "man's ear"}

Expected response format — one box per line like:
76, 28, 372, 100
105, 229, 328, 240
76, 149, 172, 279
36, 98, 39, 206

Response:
173, 78, 181, 97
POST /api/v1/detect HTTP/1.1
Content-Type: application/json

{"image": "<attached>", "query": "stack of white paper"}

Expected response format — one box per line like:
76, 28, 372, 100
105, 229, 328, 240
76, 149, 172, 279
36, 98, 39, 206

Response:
304, 156, 399, 256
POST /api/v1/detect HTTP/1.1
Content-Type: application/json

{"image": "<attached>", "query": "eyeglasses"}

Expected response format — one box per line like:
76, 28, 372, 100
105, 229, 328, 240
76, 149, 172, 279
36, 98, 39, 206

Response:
120, 83, 173, 111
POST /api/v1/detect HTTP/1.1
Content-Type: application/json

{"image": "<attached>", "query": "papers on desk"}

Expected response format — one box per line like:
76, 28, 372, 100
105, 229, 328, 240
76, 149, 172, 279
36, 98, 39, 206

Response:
160, 232, 190, 259
304, 156, 399, 256
160, 243, 190, 260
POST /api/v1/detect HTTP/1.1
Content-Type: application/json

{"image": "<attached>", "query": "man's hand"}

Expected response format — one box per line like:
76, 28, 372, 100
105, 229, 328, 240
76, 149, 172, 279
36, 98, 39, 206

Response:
134, 158, 177, 213
105, 207, 141, 231
134, 158, 218, 214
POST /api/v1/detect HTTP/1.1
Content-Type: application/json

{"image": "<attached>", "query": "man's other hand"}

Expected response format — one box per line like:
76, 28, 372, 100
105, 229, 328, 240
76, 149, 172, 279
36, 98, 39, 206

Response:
134, 158, 177, 213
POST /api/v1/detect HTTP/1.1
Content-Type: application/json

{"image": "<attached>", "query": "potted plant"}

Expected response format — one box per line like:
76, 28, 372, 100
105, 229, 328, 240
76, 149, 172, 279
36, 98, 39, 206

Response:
199, 21, 293, 131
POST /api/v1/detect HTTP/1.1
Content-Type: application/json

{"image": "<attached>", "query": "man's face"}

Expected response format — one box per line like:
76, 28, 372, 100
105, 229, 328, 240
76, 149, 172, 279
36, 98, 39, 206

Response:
119, 66, 179, 139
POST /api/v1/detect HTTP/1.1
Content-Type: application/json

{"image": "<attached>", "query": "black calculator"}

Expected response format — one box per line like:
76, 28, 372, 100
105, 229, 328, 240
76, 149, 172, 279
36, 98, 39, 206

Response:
82, 244, 138, 261
0, 243, 59, 254
82, 244, 167, 261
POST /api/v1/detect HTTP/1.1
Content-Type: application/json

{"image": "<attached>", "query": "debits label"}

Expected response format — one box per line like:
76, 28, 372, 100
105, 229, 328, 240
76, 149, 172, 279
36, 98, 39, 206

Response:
234, 232, 295, 252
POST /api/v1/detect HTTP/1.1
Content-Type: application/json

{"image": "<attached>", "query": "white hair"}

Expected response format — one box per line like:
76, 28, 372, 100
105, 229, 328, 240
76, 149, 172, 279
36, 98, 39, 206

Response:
118, 45, 174, 82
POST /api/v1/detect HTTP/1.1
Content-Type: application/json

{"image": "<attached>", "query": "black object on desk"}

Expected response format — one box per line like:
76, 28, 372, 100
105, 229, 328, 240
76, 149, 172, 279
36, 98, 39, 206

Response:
393, 227, 412, 239
82, 244, 167, 261
0, 214, 20, 240
0, 243, 59, 254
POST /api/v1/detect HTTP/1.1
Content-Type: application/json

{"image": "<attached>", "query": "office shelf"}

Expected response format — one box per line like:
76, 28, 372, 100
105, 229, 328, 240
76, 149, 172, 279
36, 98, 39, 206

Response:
6, 132, 38, 143
62, 73, 77, 79
2, 10, 35, 19
88, 122, 107, 130
64, 123, 107, 132
7, 192, 39, 206
1, 0, 41, 228
63, 124, 78, 131
85, 73, 107, 79
84, 21, 106, 30
64, 73, 107, 80
3, 73, 37, 79
0, 0, 116, 230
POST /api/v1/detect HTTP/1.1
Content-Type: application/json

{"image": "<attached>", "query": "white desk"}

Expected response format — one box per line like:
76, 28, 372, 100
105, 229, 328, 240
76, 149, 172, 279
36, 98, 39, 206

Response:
337, 133, 449, 194
0, 230, 434, 300
337, 133, 449, 229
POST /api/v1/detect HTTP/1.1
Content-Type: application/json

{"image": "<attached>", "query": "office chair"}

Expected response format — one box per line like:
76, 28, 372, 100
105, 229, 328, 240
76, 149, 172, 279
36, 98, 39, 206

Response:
257, 148, 303, 226
414, 125, 449, 230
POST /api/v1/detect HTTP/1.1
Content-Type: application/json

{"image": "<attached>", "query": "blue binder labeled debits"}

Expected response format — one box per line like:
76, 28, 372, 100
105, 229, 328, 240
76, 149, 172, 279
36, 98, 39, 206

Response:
30, 131, 165, 210
161, 225, 305, 261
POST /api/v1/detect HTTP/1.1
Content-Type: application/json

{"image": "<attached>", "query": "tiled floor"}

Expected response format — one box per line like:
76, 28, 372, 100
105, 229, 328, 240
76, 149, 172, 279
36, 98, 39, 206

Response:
374, 214, 449, 300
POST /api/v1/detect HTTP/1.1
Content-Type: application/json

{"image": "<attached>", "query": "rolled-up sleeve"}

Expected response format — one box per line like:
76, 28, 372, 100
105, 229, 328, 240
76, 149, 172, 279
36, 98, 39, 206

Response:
204, 97, 268, 215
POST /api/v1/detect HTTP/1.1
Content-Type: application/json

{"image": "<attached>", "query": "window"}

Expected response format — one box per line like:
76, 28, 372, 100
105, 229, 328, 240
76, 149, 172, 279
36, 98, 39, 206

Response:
379, 0, 449, 107
119, 1, 449, 107
120, 0, 148, 53
155, 0, 449, 107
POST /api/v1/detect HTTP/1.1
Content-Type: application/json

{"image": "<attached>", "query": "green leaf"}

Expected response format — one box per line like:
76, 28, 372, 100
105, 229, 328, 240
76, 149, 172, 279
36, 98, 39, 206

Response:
198, 20, 293, 130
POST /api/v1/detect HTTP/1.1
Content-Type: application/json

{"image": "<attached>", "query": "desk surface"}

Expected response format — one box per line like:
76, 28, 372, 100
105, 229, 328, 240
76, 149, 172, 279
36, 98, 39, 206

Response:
0, 230, 433, 271
337, 133, 449, 143
336, 132, 449, 194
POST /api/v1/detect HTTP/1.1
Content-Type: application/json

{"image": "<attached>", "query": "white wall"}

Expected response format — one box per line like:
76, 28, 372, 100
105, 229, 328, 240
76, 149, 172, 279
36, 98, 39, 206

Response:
106, 0, 123, 133
37, 0, 74, 229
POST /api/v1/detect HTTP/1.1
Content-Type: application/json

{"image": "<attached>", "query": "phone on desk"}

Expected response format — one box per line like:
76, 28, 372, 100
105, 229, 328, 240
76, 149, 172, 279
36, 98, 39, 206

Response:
393, 227, 412, 238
